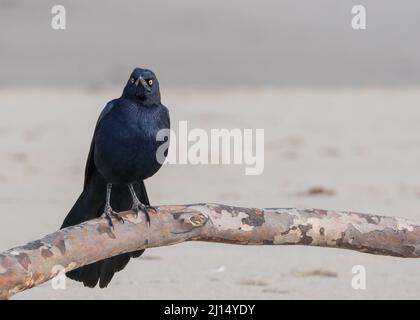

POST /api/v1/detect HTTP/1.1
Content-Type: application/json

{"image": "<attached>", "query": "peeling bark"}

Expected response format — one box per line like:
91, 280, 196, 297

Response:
1, 203, 420, 299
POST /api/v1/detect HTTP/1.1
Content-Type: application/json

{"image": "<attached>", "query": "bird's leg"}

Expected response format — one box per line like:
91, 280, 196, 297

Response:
102, 183, 124, 227
128, 184, 151, 226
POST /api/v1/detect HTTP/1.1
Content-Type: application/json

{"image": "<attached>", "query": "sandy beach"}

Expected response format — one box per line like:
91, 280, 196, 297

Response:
1, 86, 420, 299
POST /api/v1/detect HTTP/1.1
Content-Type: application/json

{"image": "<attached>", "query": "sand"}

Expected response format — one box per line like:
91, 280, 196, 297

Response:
1, 86, 420, 299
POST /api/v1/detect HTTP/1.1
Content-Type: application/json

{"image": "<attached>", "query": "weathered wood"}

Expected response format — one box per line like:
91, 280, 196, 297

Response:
1, 203, 420, 299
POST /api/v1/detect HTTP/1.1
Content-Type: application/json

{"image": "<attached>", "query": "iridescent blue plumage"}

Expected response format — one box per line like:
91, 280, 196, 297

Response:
61, 68, 170, 288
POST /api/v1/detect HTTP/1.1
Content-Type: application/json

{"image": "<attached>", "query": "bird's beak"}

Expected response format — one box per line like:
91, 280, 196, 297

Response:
135, 76, 151, 93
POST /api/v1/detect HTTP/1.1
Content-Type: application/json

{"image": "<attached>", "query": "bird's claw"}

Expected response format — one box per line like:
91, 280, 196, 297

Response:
103, 206, 124, 228
132, 202, 152, 226
146, 205, 157, 213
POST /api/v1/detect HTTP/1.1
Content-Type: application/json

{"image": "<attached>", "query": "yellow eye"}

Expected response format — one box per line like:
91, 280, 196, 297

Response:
148, 79, 153, 86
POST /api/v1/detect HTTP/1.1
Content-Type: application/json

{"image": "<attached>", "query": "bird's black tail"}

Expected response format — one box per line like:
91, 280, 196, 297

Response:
61, 170, 149, 288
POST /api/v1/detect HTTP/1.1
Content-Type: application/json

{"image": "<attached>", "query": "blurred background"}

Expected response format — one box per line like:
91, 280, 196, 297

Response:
1, 0, 420, 299
1, 0, 420, 87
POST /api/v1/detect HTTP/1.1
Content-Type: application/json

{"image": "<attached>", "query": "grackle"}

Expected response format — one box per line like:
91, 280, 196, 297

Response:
61, 68, 170, 288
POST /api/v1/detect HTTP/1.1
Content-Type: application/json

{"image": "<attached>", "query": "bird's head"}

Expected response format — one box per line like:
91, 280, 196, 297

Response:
122, 68, 161, 104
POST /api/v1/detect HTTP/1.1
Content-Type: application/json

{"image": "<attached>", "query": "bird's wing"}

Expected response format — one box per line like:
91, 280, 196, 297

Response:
97, 99, 118, 124
83, 100, 117, 189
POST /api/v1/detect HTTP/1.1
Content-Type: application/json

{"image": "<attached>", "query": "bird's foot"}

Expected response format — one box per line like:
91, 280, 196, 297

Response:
132, 201, 152, 226
102, 206, 124, 228
146, 205, 157, 213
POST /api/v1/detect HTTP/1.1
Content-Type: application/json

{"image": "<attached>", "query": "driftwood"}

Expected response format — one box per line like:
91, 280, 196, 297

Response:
1, 203, 420, 299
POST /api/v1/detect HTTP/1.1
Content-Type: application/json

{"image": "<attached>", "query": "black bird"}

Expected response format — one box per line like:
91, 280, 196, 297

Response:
61, 68, 170, 288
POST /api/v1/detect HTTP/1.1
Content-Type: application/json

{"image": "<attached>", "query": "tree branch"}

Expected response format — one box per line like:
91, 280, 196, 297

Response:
1, 203, 420, 299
